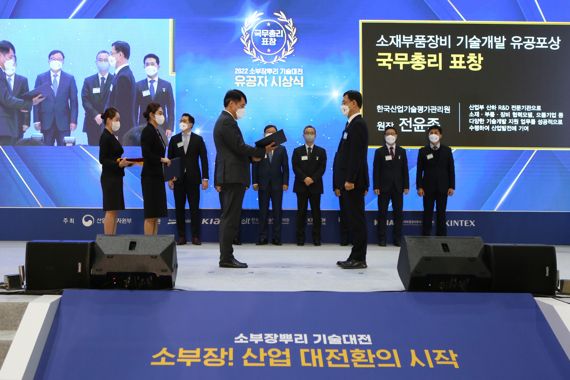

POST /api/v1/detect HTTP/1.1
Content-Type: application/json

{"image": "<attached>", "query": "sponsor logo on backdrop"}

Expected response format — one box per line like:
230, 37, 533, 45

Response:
235, 10, 304, 88
82, 214, 94, 227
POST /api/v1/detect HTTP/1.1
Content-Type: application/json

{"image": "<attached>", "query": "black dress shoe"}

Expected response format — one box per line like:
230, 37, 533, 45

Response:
339, 260, 367, 269
256, 239, 268, 245
297, 241, 305, 246
191, 237, 202, 245
336, 259, 351, 266
176, 237, 187, 246
219, 258, 248, 268
378, 240, 387, 247
313, 240, 321, 246
393, 241, 401, 247
271, 239, 282, 246
340, 241, 349, 246
233, 238, 242, 245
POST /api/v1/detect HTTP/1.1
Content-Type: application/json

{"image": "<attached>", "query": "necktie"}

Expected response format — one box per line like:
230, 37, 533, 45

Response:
52, 74, 59, 94
149, 79, 155, 99
308, 147, 312, 157
183, 134, 189, 154
100, 76, 105, 88
390, 146, 395, 159
6, 75, 13, 92
268, 151, 273, 163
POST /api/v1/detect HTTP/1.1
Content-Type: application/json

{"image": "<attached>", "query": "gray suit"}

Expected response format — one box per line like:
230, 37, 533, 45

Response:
213, 110, 264, 260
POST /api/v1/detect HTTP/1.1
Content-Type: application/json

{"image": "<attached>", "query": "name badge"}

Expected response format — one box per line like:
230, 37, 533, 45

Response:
343, 132, 348, 140
427, 153, 434, 160
177, 141, 184, 148
142, 90, 151, 97
301, 156, 308, 161
385, 155, 392, 161
109, 84, 113, 92
92, 87, 101, 94
316, 156, 319, 161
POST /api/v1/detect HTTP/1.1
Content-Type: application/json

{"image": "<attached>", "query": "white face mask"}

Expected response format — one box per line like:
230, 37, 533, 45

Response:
236, 107, 246, 120
49, 60, 63, 72
304, 134, 315, 144
4, 58, 15, 75
385, 135, 397, 145
340, 104, 350, 117
179, 122, 189, 131
96, 61, 110, 72
155, 114, 165, 126
264, 132, 274, 138
108, 55, 117, 68
111, 121, 121, 132
429, 134, 440, 144
145, 65, 158, 77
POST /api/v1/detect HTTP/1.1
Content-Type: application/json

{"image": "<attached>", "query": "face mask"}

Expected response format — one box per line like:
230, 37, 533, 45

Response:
108, 55, 117, 68
179, 122, 189, 131
429, 134, 440, 144
155, 114, 165, 126
340, 105, 349, 117
385, 135, 396, 145
49, 60, 63, 71
264, 132, 274, 138
304, 134, 315, 143
96, 61, 110, 72
111, 121, 121, 132
4, 59, 15, 75
145, 65, 158, 77
236, 107, 246, 120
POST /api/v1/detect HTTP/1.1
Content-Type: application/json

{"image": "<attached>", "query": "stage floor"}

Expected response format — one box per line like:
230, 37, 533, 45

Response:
0, 241, 569, 293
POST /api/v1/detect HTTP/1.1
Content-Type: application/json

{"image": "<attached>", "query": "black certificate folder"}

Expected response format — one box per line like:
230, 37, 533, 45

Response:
163, 157, 182, 181
21, 82, 53, 100
255, 129, 287, 147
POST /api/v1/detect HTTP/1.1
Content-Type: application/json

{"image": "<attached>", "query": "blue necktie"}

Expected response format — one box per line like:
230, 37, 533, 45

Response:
52, 74, 59, 95
149, 79, 155, 99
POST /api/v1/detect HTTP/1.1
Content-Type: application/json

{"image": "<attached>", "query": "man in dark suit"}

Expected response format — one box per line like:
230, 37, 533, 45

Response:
81, 50, 113, 145
33, 50, 78, 146
0, 41, 43, 145
4, 55, 31, 141
106, 41, 136, 143
373, 126, 409, 246
214, 89, 274, 268
417, 126, 455, 236
167, 113, 209, 246
252, 125, 289, 245
334, 90, 369, 269
135, 54, 175, 139
292, 125, 327, 246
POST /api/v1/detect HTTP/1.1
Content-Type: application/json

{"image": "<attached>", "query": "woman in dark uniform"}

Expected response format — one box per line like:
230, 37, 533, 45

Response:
141, 102, 171, 235
99, 107, 132, 235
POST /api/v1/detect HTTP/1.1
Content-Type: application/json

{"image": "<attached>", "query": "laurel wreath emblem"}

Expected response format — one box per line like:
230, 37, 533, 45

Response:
240, 11, 297, 64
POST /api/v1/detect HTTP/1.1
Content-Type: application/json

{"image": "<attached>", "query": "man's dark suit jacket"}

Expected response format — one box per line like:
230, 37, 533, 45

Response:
106, 65, 136, 141
252, 145, 289, 191
332, 114, 369, 190
416, 144, 455, 194
33, 70, 78, 131
373, 145, 409, 193
167, 131, 209, 184
135, 78, 174, 131
81, 73, 113, 136
292, 145, 327, 194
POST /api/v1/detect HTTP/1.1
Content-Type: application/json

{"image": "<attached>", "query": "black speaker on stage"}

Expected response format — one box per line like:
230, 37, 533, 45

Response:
484, 244, 557, 295
90, 235, 178, 289
397, 236, 492, 291
25, 241, 93, 290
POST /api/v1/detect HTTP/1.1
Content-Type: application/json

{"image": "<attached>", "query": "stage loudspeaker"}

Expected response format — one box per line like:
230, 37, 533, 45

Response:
25, 241, 93, 291
397, 236, 492, 291
90, 235, 177, 290
484, 244, 557, 295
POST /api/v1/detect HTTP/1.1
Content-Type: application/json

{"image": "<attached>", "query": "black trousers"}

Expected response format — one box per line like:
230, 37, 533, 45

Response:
43, 123, 69, 146
342, 188, 367, 262
422, 192, 448, 236
338, 194, 350, 244
377, 188, 404, 242
219, 184, 246, 262
173, 175, 201, 239
295, 192, 321, 242
258, 188, 283, 241
0, 136, 15, 145
219, 192, 241, 241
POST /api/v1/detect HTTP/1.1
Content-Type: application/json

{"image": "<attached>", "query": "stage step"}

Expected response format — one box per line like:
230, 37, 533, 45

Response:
0, 298, 35, 368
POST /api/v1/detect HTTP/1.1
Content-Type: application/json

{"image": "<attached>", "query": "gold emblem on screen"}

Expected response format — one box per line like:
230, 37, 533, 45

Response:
241, 11, 297, 64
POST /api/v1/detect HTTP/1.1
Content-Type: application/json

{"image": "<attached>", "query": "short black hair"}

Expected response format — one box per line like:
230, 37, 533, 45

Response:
428, 125, 442, 133
112, 41, 130, 59
181, 113, 195, 124
0, 40, 15, 55
102, 107, 119, 124
144, 53, 160, 66
96, 50, 109, 59
48, 50, 65, 60
385, 126, 397, 133
303, 125, 316, 134
264, 124, 277, 133
143, 102, 162, 121
343, 90, 363, 108
223, 89, 247, 107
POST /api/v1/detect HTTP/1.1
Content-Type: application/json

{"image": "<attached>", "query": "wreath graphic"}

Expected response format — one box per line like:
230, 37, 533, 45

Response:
240, 11, 297, 64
